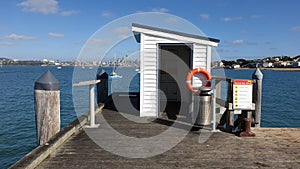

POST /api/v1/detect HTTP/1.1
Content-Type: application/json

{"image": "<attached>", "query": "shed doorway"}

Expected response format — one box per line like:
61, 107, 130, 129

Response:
159, 44, 192, 119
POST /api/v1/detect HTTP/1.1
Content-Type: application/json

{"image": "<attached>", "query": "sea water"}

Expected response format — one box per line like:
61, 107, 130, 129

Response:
0, 66, 299, 168
224, 69, 300, 127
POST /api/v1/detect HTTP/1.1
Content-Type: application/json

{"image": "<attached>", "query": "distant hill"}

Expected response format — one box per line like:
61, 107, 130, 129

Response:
0, 57, 12, 61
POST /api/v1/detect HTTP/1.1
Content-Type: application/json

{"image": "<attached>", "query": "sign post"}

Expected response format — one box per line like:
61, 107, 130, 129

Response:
232, 79, 255, 137
232, 80, 253, 110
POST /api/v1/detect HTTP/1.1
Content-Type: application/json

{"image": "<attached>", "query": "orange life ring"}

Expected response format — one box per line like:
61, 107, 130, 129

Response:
186, 68, 212, 93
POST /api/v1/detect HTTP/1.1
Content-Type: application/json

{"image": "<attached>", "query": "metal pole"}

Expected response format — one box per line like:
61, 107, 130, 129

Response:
212, 88, 217, 132
89, 84, 95, 127
73, 80, 100, 128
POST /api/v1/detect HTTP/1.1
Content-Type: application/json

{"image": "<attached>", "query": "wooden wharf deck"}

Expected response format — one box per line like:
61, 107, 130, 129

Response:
12, 109, 300, 169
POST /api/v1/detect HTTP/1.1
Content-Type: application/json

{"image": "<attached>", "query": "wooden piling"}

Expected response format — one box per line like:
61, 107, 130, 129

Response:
34, 70, 60, 145
252, 68, 263, 127
97, 69, 108, 105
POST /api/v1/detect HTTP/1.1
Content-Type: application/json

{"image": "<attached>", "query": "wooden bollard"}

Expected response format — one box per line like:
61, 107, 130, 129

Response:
252, 68, 263, 127
34, 70, 60, 145
97, 69, 108, 105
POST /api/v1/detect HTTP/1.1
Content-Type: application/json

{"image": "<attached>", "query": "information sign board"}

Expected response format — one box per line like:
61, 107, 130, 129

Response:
233, 80, 253, 110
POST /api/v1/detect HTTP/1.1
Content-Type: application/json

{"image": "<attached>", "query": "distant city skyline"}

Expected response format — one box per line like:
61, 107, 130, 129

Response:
0, 0, 300, 61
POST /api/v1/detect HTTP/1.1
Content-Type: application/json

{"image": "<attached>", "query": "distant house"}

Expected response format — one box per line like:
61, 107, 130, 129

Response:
273, 62, 281, 67
262, 62, 273, 68
132, 23, 220, 117
243, 63, 257, 68
211, 61, 224, 68
292, 62, 300, 67
232, 64, 240, 69
218, 61, 224, 68
274, 61, 292, 67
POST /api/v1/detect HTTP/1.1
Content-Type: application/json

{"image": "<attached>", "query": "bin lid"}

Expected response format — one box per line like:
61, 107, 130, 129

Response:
200, 87, 212, 92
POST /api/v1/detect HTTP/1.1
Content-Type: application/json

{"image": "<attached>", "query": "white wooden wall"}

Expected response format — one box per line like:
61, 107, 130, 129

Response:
139, 33, 213, 117
192, 44, 211, 87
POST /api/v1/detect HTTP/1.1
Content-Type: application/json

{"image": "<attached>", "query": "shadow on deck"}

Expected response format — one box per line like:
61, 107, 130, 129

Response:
34, 109, 300, 169
103, 92, 192, 122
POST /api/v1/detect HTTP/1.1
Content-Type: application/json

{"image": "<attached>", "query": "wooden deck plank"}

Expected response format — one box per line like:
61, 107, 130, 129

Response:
36, 109, 300, 169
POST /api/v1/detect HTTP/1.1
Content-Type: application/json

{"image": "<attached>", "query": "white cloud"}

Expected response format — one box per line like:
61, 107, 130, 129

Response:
152, 8, 169, 13
87, 38, 110, 45
18, 0, 58, 14
165, 17, 179, 23
114, 26, 131, 38
60, 10, 80, 16
6, 34, 36, 40
0, 42, 14, 46
240, 29, 249, 33
136, 10, 144, 13
251, 15, 262, 19
269, 47, 277, 50
232, 40, 244, 45
102, 11, 112, 18
200, 14, 209, 20
265, 41, 271, 45
73, 41, 83, 45
291, 26, 300, 32
221, 17, 243, 22
48, 32, 64, 38
137, 8, 169, 13
114, 26, 131, 34
246, 42, 258, 46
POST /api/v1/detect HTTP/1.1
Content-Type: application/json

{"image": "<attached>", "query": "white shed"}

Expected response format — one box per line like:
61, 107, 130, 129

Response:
132, 23, 219, 117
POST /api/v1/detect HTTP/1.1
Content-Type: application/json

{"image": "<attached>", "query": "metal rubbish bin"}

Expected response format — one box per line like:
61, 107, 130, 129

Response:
193, 88, 212, 126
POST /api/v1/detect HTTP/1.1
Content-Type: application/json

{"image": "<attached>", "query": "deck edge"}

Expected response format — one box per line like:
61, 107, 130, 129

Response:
9, 105, 104, 169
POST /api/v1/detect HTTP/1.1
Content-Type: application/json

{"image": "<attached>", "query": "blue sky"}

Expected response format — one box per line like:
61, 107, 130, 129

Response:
0, 0, 300, 61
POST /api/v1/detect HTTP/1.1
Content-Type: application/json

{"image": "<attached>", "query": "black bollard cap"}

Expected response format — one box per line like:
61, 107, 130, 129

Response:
97, 69, 108, 79
34, 70, 60, 90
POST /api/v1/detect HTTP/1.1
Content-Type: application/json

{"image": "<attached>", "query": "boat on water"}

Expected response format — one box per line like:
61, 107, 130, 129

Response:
109, 71, 122, 79
135, 68, 140, 74
57, 66, 62, 70
109, 54, 122, 79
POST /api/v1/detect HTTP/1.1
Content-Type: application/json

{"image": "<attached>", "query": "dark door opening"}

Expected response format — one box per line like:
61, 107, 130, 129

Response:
159, 44, 192, 119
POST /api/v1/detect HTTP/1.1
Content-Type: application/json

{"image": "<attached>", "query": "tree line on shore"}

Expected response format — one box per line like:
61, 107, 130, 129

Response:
218, 55, 300, 68
2, 55, 300, 68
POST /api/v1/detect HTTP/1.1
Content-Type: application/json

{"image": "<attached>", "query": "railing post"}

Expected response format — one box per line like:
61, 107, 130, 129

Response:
215, 80, 222, 100
89, 83, 96, 127
212, 88, 217, 132
34, 70, 60, 145
73, 80, 100, 128
252, 68, 263, 127
226, 79, 234, 132
215, 79, 222, 125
